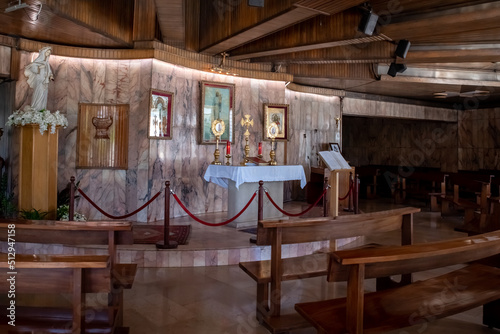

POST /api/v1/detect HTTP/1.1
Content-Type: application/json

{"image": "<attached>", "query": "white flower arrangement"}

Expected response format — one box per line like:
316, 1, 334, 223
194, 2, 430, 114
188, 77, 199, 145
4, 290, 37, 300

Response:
6, 105, 68, 135
57, 204, 87, 222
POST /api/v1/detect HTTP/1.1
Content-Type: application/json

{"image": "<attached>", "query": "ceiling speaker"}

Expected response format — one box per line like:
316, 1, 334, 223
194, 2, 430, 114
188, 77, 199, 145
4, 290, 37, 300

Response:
387, 63, 407, 77
358, 12, 379, 36
395, 39, 411, 58
248, 0, 264, 7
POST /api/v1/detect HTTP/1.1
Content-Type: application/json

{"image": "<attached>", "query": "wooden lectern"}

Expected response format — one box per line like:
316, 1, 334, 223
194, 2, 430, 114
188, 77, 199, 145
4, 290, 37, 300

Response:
319, 150, 352, 217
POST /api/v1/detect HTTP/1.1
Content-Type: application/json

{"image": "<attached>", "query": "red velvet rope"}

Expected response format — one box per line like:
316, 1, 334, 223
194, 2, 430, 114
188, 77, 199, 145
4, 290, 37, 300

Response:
338, 180, 354, 201
172, 192, 257, 226
265, 189, 327, 217
77, 188, 162, 219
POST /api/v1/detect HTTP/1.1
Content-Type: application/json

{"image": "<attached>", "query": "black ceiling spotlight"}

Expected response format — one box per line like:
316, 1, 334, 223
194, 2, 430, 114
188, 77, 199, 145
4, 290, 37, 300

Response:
387, 63, 407, 77
395, 39, 411, 59
358, 10, 379, 36
357, 3, 378, 36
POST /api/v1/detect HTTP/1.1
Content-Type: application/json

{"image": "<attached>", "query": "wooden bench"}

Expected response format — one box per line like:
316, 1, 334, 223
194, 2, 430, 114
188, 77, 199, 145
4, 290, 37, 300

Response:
239, 207, 420, 333
429, 174, 490, 226
295, 230, 500, 333
393, 169, 445, 204
0, 253, 124, 333
0, 219, 136, 333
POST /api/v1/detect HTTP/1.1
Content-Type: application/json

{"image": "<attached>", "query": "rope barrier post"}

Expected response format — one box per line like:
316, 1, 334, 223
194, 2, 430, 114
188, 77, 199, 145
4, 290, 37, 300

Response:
157, 181, 178, 249
69, 176, 75, 221
258, 180, 264, 221
323, 177, 328, 217
248, 180, 265, 244
348, 172, 353, 212
354, 174, 360, 214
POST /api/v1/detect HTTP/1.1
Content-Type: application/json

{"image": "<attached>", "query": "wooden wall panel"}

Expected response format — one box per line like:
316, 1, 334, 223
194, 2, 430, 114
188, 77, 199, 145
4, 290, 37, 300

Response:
185, 0, 200, 51
199, 0, 295, 50
133, 0, 157, 41
231, 8, 363, 56
77, 104, 129, 170
0, 46, 10, 77
288, 63, 373, 79
46, 0, 134, 45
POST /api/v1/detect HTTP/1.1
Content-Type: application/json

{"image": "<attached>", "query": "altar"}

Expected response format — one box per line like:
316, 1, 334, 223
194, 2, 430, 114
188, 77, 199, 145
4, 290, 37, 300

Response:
203, 165, 307, 228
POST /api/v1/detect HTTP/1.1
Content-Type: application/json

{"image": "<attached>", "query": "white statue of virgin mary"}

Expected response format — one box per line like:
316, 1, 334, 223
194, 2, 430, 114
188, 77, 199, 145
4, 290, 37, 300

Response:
24, 46, 54, 112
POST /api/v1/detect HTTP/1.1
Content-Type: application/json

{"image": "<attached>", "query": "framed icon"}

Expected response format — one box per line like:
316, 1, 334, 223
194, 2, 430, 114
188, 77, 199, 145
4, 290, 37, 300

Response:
200, 81, 234, 144
149, 89, 174, 139
263, 103, 288, 141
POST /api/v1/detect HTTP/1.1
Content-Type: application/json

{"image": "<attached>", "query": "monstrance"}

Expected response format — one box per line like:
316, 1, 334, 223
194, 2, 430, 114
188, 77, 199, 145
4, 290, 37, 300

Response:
267, 122, 279, 165
211, 119, 225, 165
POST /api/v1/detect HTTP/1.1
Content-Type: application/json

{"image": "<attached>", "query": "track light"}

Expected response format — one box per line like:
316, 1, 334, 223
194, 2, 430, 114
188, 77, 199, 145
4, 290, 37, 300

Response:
395, 40, 411, 59
387, 63, 407, 77
358, 11, 379, 36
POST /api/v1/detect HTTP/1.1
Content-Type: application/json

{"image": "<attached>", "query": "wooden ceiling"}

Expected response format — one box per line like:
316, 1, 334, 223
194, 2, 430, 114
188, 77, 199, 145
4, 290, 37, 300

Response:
2, 0, 500, 107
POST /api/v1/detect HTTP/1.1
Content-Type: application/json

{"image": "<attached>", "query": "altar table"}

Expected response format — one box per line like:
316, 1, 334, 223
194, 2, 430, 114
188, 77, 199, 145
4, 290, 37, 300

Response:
204, 165, 307, 228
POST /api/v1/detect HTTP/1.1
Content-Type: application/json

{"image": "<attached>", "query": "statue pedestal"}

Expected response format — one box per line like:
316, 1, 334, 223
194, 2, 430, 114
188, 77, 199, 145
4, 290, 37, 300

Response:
17, 125, 58, 219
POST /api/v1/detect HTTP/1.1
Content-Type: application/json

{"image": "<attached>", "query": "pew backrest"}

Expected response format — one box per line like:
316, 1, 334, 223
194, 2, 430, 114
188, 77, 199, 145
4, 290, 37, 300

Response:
256, 206, 420, 246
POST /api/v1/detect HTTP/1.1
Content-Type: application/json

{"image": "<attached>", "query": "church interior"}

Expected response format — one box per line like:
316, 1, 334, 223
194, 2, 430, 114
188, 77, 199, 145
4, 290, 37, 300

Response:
2, 0, 500, 333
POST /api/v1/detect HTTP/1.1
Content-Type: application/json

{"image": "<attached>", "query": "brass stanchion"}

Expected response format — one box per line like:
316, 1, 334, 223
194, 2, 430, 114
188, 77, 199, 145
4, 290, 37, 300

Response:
156, 181, 178, 249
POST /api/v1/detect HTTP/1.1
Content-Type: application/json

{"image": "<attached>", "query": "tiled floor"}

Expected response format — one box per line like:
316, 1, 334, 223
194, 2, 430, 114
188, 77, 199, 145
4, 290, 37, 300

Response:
122, 198, 500, 333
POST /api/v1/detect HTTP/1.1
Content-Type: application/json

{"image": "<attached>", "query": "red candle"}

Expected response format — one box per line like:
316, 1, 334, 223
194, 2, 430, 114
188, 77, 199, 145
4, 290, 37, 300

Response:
226, 141, 231, 155
258, 142, 262, 155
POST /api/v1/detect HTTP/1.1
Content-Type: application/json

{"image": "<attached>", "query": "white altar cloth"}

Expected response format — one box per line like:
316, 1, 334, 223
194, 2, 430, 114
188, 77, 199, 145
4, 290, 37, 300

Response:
203, 165, 307, 189
203, 165, 307, 228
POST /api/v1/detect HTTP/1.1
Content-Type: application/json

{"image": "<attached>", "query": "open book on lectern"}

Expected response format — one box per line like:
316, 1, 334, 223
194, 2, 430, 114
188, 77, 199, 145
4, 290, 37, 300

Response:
319, 150, 351, 171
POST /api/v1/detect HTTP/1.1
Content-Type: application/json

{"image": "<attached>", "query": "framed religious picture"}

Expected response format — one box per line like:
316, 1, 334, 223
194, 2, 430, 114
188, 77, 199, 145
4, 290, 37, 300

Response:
329, 142, 341, 154
200, 81, 235, 144
263, 103, 289, 141
149, 89, 174, 139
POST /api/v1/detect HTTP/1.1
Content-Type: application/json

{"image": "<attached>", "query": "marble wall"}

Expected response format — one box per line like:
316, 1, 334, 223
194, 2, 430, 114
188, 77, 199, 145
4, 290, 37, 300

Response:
11, 53, 341, 222
343, 97, 457, 122
458, 108, 500, 171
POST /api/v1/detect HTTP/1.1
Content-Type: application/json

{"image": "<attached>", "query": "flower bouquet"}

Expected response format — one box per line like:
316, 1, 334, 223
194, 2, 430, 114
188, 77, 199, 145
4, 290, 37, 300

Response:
6, 105, 68, 135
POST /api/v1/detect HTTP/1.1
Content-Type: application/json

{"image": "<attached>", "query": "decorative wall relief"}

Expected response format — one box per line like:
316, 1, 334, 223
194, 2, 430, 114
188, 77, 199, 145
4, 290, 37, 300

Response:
77, 103, 129, 169
92, 116, 113, 139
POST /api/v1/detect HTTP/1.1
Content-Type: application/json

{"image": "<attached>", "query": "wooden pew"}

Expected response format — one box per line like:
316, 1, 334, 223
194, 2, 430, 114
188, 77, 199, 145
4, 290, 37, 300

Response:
0, 219, 136, 332
0, 253, 118, 333
393, 169, 445, 204
295, 230, 500, 333
356, 166, 380, 199
238, 207, 420, 333
429, 173, 490, 227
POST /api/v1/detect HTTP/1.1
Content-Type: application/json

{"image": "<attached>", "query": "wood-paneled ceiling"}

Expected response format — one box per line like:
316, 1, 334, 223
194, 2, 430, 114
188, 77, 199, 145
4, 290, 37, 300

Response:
2, 0, 500, 107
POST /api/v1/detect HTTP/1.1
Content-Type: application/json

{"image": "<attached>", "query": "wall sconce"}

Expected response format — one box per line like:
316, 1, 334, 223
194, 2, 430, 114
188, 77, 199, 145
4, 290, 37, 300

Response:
335, 117, 341, 128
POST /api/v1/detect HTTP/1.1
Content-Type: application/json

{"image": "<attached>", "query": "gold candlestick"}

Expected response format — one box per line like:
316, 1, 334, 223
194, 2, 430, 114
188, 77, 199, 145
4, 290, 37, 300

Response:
212, 135, 222, 165
269, 138, 277, 165
267, 122, 279, 166
225, 154, 231, 165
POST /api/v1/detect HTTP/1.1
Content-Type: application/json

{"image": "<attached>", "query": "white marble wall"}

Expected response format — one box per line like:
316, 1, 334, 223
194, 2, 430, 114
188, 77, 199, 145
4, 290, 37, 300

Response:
11, 53, 342, 222
285, 91, 341, 199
